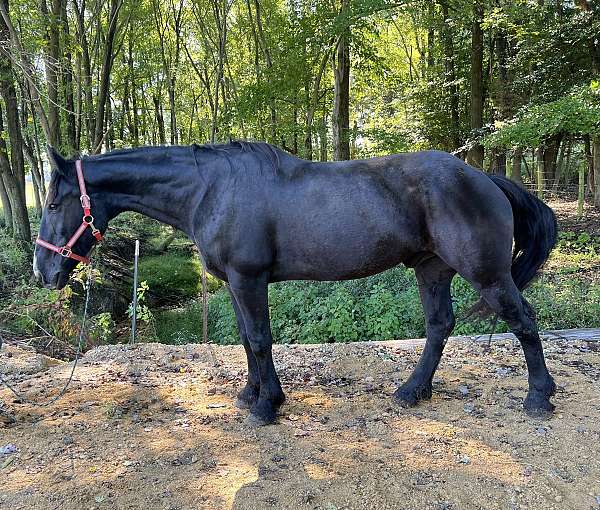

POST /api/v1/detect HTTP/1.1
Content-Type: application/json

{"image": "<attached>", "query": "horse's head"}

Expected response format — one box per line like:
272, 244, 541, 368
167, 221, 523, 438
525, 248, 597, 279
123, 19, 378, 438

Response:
33, 147, 108, 289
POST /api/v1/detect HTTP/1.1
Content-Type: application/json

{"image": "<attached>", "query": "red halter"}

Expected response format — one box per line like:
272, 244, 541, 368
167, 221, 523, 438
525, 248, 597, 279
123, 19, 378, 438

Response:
36, 159, 103, 265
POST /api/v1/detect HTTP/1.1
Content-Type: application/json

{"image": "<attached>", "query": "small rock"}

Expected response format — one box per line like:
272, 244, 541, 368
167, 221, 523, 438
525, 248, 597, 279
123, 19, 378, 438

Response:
206, 387, 216, 395
576, 426, 587, 434
496, 367, 511, 377
457, 385, 469, 397
595, 495, 600, 506
535, 427, 548, 436
206, 403, 226, 409
522, 466, 533, 477
457, 455, 470, 465
0, 444, 17, 455
554, 495, 563, 503
463, 403, 475, 414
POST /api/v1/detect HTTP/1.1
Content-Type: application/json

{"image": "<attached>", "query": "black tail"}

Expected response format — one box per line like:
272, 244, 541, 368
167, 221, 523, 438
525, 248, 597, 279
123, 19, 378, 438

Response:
488, 175, 558, 291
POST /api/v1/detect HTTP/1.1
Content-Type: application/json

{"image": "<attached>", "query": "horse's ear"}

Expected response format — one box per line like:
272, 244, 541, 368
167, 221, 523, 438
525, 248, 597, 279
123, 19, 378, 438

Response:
47, 145, 70, 176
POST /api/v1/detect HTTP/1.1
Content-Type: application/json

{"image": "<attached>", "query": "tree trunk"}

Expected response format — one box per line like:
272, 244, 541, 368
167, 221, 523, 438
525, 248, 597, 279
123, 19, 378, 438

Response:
593, 136, 600, 208
23, 139, 43, 217
535, 147, 544, 199
441, 2, 460, 151
40, 0, 62, 148
0, 172, 12, 229
466, 0, 484, 168
305, 48, 330, 161
511, 148, 523, 185
584, 134, 594, 198
332, 0, 350, 161
0, 104, 30, 243
319, 114, 328, 162
72, 0, 94, 148
60, 0, 76, 154
93, 0, 122, 152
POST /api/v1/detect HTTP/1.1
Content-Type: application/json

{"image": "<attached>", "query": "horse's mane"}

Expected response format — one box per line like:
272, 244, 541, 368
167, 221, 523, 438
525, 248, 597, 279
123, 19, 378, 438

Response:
193, 140, 281, 173
82, 141, 282, 174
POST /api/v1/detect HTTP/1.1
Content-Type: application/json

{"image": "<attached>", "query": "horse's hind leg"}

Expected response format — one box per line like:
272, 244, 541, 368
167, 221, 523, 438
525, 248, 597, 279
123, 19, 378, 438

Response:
394, 256, 456, 407
479, 275, 556, 417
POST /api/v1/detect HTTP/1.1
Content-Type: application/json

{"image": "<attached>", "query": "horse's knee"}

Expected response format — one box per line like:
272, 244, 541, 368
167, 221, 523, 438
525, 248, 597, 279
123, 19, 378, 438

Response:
247, 334, 272, 358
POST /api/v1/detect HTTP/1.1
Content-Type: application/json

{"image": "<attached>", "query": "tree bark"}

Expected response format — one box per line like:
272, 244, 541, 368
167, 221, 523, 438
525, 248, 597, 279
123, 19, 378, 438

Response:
60, 0, 76, 154
72, 0, 94, 148
0, 103, 30, 243
40, 0, 62, 148
511, 148, 523, 185
332, 0, 350, 161
441, 2, 460, 151
466, 0, 484, 168
93, 0, 123, 152
0, 171, 12, 229
593, 136, 600, 208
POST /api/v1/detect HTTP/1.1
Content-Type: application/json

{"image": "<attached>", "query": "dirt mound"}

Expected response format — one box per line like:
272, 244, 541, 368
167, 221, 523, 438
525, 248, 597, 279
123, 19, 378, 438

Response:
1, 337, 600, 510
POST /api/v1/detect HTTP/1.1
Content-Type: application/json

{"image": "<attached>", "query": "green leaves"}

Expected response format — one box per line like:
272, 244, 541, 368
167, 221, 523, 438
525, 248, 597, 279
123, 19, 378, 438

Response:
484, 83, 600, 150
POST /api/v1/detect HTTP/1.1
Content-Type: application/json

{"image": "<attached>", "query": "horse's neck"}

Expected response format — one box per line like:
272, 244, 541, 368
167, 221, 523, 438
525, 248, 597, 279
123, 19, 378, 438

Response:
91, 147, 207, 236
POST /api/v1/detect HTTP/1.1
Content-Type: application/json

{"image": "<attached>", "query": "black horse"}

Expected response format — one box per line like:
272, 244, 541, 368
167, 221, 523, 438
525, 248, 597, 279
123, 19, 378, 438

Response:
34, 142, 558, 425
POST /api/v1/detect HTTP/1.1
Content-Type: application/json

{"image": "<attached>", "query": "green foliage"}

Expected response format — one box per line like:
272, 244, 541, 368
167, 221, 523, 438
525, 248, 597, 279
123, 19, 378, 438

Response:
484, 82, 600, 150
153, 262, 600, 345
137, 253, 221, 300
0, 228, 30, 292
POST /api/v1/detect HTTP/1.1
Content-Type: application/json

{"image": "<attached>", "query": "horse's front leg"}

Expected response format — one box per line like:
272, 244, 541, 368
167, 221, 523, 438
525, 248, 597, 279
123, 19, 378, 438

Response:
227, 270, 285, 425
228, 287, 260, 409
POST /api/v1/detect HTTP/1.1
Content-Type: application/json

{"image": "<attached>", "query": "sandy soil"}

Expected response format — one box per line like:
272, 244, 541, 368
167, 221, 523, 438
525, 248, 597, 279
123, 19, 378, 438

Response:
1, 336, 600, 510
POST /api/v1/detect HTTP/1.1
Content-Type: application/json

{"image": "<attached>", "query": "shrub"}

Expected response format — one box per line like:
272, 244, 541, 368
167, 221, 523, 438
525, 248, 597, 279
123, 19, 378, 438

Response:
137, 253, 221, 301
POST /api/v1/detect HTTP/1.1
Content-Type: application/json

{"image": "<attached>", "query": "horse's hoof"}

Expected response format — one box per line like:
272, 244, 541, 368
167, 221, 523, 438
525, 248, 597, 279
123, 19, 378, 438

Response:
243, 412, 276, 427
235, 397, 252, 410
524, 400, 555, 419
393, 383, 432, 408
235, 386, 259, 410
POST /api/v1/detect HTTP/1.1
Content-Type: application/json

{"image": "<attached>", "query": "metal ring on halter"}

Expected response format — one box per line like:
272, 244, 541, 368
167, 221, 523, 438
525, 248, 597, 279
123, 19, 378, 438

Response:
83, 214, 94, 225
59, 246, 73, 258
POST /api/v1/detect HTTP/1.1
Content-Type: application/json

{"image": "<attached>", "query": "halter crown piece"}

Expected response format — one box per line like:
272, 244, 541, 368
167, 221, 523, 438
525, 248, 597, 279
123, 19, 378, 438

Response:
36, 159, 103, 264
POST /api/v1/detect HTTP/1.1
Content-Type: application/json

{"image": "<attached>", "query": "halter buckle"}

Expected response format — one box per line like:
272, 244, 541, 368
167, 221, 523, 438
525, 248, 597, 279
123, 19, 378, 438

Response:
59, 246, 73, 258
80, 194, 91, 209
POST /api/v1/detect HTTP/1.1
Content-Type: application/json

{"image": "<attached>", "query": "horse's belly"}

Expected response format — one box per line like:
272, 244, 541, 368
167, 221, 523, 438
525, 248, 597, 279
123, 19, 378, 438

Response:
271, 231, 416, 281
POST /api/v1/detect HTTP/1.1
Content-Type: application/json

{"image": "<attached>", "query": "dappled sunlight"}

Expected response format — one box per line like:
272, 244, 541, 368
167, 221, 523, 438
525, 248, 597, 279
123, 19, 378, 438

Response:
388, 415, 525, 485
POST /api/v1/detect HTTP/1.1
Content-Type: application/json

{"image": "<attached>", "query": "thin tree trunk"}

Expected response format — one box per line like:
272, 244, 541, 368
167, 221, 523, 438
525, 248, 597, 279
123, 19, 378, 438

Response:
0, 104, 30, 243
0, 172, 12, 229
536, 147, 544, 199
40, 0, 61, 148
332, 0, 350, 161
72, 0, 94, 148
60, 0, 76, 154
441, 2, 460, 150
511, 148, 523, 185
593, 136, 600, 208
93, 0, 123, 152
466, 0, 484, 167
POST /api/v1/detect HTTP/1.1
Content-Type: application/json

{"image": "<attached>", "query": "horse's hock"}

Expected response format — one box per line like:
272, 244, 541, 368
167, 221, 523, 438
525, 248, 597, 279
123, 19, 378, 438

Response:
1, 332, 600, 510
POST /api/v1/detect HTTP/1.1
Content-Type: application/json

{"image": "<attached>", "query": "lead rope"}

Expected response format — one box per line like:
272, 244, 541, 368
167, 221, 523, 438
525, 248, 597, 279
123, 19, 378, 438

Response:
0, 263, 93, 407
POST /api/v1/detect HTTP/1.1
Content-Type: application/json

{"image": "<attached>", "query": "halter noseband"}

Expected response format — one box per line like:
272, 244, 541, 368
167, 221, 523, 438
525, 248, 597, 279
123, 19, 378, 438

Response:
36, 159, 103, 265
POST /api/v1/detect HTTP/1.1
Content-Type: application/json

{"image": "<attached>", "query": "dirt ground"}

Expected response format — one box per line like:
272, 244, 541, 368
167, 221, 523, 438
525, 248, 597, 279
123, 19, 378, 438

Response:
1, 335, 600, 510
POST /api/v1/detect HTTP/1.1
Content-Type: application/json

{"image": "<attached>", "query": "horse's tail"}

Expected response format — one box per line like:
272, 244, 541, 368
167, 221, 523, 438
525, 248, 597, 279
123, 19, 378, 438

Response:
488, 174, 558, 291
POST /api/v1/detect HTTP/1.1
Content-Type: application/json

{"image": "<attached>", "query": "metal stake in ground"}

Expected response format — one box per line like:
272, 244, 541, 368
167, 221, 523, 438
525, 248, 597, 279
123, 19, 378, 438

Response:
131, 239, 139, 344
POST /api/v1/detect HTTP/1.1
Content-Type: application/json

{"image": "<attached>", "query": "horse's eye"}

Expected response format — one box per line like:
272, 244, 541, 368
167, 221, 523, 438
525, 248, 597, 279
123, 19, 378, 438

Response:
48, 203, 57, 210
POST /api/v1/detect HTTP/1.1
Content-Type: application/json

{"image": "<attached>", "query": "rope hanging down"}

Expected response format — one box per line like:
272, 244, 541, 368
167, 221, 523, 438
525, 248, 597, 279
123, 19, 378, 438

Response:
0, 264, 93, 407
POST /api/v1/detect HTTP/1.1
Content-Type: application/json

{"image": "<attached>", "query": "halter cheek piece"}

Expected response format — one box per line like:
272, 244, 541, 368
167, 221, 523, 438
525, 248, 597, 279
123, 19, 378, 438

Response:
36, 160, 103, 265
